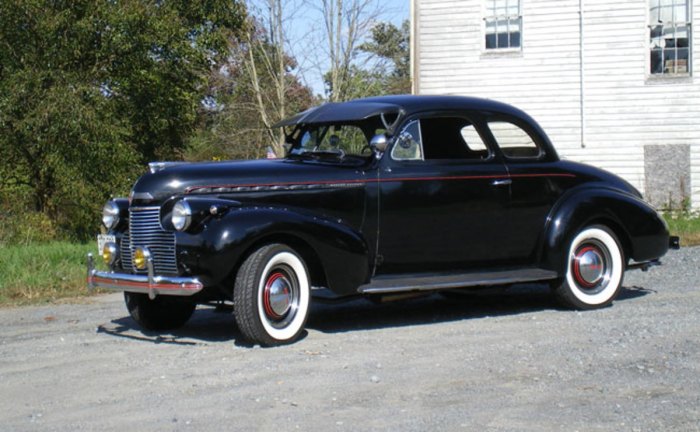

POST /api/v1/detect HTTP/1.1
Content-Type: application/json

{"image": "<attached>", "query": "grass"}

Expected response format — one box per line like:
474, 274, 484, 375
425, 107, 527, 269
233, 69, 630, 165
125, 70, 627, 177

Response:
664, 213, 700, 247
0, 242, 98, 307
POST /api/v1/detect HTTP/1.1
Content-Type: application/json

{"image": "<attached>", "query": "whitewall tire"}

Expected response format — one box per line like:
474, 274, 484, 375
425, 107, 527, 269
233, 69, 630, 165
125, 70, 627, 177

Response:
234, 244, 311, 346
554, 225, 625, 309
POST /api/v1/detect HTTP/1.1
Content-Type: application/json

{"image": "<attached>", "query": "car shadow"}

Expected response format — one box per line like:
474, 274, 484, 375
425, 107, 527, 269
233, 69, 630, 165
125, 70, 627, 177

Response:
96, 284, 653, 343
97, 306, 242, 346
306, 283, 654, 334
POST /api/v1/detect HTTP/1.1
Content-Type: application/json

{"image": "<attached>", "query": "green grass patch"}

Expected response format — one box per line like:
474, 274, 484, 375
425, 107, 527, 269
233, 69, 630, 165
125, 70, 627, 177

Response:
664, 214, 700, 247
0, 242, 98, 306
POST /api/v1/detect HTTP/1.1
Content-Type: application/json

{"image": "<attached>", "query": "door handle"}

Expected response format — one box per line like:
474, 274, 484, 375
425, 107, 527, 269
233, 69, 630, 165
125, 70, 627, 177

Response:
491, 178, 512, 186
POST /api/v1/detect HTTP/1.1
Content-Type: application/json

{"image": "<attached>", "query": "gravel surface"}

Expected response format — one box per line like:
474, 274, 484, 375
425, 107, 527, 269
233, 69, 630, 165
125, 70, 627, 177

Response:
1, 247, 699, 431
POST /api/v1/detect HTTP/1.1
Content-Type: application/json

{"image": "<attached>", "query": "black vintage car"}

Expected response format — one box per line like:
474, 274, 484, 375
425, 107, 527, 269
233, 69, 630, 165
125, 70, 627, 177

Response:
88, 95, 678, 346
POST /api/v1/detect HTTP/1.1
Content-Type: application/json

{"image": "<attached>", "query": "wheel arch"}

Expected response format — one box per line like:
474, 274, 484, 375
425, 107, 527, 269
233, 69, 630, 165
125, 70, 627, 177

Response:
190, 206, 371, 296
233, 233, 328, 291
539, 186, 666, 274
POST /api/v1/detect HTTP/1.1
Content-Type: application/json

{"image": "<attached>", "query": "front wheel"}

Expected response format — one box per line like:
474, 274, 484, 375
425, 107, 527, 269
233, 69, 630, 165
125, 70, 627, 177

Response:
233, 244, 311, 346
553, 225, 624, 310
124, 292, 196, 330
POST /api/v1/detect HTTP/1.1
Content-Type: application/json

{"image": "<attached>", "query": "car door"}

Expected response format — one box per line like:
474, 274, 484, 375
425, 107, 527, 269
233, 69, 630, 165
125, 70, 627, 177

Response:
484, 116, 570, 264
375, 115, 513, 275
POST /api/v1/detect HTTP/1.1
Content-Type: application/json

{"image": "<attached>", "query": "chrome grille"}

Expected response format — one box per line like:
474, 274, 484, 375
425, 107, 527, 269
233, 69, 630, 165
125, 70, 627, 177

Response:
124, 207, 178, 275
120, 231, 132, 271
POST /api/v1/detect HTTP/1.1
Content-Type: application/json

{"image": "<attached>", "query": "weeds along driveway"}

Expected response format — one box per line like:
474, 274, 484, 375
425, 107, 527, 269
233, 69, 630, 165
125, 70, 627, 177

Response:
0, 247, 699, 431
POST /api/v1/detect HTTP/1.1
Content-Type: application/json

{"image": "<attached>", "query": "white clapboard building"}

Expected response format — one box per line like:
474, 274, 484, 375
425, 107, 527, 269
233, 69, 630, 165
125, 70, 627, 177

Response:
410, 0, 699, 210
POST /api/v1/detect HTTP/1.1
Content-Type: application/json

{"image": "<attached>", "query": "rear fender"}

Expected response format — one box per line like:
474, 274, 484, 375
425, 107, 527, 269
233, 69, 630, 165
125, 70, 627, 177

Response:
540, 187, 669, 274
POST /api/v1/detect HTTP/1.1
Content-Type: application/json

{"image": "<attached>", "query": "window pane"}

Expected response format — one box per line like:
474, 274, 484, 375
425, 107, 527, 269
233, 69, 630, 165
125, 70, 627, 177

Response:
392, 121, 423, 161
494, 0, 507, 16
506, 0, 519, 16
674, 2, 687, 22
650, 47, 664, 74
460, 125, 489, 154
648, 0, 691, 76
489, 121, 541, 158
485, 1, 521, 50
509, 31, 521, 48
485, 32, 497, 49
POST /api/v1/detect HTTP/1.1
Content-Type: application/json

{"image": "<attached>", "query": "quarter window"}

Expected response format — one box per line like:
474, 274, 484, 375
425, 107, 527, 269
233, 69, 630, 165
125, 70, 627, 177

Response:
460, 125, 489, 153
649, 0, 692, 75
488, 120, 541, 158
392, 120, 424, 161
485, 0, 522, 50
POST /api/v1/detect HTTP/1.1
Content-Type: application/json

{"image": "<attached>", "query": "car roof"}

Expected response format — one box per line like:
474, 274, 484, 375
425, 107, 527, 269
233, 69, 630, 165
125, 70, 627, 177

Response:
272, 95, 533, 128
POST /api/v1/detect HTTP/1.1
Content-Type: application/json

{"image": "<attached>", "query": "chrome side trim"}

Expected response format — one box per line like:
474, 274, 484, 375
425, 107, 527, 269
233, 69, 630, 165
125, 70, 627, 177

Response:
87, 253, 203, 298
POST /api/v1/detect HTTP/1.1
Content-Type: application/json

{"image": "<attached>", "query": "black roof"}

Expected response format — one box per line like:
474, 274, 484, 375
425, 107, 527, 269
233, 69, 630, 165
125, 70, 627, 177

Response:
272, 95, 533, 128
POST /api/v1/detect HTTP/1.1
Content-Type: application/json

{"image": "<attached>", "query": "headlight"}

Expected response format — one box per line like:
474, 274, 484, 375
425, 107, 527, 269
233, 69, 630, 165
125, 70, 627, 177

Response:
102, 201, 120, 230
172, 200, 192, 231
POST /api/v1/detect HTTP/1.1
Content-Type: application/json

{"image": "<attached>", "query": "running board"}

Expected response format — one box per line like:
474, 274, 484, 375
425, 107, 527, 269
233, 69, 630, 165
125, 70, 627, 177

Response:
358, 268, 558, 294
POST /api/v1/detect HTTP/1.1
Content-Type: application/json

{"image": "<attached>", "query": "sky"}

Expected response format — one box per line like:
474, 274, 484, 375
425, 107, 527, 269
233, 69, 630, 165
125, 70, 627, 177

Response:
249, 0, 410, 96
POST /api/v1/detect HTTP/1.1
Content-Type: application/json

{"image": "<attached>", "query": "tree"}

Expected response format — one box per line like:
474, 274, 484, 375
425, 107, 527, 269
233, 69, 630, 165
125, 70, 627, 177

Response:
359, 20, 411, 94
243, 1, 311, 156
318, 0, 382, 102
0, 0, 246, 240
186, 5, 315, 161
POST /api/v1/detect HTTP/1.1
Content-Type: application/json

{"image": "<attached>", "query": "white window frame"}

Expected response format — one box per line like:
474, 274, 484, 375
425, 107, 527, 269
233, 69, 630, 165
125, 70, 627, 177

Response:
483, 0, 523, 52
648, 0, 693, 76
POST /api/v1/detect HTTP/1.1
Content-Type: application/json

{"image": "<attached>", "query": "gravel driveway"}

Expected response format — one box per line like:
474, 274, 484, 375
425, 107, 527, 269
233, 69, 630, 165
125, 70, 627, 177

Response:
1, 247, 699, 431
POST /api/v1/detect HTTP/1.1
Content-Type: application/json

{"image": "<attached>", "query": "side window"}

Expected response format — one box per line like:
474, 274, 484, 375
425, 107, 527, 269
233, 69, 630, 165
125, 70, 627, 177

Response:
420, 117, 491, 160
488, 120, 542, 158
392, 120, 424, 161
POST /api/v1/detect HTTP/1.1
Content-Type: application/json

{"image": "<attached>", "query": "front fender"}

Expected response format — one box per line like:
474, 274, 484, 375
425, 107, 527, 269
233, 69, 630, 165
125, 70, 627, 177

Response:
176, 206, 371, 296
540, 186, 670, 273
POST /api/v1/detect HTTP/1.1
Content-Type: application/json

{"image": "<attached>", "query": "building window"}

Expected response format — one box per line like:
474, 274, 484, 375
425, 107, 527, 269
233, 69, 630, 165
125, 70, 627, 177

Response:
485, 0, 522, 50
649, 0, 692, 75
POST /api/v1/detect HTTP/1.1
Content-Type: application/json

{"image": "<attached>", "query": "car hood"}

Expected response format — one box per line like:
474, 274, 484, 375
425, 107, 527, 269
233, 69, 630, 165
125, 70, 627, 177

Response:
130, 158, 367, 205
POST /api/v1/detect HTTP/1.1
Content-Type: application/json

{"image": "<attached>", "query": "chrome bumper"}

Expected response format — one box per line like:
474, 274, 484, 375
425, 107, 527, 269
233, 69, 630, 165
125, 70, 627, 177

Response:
87, 253, 203, 299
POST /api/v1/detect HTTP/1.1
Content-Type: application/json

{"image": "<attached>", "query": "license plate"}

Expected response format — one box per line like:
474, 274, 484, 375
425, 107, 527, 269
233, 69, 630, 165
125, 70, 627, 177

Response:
97, 234, 116, 254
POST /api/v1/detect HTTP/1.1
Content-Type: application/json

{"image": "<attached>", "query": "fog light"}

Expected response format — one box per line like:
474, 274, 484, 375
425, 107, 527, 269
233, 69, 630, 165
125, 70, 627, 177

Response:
133, 247, 151, 270
102, 242, 118, 266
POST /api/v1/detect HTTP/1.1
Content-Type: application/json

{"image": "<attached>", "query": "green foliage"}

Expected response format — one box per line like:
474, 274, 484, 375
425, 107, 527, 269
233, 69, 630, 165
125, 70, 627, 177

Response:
359, 20, 411, 94
0, 0, 246, 241
0, 242, 94, 306
324, 19, 411, 101
664, 212, 700, 247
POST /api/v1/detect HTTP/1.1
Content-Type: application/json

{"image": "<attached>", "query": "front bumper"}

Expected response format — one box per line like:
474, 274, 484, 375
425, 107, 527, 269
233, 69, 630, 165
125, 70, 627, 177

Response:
86, 253, 203, 300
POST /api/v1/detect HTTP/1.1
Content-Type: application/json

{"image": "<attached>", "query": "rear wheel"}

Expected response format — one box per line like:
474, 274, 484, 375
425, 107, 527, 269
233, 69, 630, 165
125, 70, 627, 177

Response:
553, 225, 624, 309
233, 244, 311, 346
124, 292, 196, 330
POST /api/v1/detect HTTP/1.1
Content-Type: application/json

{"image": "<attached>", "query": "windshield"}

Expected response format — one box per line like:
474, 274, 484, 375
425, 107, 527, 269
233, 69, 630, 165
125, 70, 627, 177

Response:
287, 117, 387, 161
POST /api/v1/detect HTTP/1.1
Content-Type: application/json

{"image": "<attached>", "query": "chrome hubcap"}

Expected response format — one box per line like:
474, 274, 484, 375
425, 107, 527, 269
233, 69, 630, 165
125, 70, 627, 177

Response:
262, 268, 298, 325
572, 241, 611, 292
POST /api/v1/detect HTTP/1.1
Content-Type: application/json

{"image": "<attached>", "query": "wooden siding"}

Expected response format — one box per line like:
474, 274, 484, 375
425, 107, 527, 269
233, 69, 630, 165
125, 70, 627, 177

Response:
414, 0, 700, 209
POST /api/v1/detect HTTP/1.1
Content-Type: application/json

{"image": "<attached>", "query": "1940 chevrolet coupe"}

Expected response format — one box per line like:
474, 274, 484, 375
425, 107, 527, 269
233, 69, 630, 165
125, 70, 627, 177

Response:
87, 95, 679, 346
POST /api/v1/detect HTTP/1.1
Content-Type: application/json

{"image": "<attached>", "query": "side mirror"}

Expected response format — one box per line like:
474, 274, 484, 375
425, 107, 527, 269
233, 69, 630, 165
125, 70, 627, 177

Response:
369, 134, 388, 153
